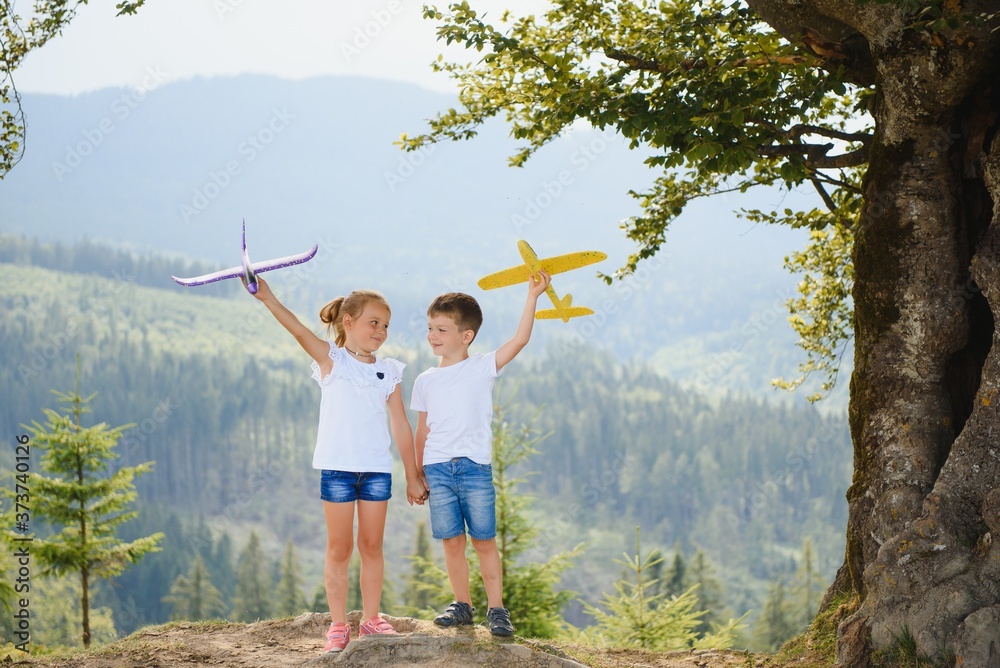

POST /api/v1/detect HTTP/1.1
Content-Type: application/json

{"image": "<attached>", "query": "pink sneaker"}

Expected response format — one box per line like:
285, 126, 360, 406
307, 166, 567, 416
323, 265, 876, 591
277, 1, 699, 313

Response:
323, 622, 350, 652
359, 616, 398, 636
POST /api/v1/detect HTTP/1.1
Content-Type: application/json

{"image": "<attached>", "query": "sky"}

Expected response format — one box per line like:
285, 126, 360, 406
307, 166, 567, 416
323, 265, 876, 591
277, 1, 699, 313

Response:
14, 0, 549, 96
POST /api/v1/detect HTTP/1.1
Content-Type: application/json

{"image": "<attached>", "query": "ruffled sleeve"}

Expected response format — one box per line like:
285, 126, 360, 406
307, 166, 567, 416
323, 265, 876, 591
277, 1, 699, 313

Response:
310, 341, 339, 386
381, 357, 405, 400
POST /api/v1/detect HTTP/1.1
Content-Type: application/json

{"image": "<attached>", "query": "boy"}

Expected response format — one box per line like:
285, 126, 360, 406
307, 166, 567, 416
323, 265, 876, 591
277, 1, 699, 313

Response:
410, 271, 550, 636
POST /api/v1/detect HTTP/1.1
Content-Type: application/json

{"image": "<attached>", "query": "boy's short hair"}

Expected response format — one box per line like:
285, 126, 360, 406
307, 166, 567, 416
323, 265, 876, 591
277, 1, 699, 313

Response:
428, 293, 483, 339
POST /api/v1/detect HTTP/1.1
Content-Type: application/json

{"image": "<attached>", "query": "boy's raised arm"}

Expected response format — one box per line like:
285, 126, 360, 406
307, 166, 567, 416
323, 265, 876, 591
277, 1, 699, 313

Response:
495, 270, 550, 371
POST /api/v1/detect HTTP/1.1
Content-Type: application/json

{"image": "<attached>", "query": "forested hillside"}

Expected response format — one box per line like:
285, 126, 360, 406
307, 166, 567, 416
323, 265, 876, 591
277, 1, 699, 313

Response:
0, 238, 851, 648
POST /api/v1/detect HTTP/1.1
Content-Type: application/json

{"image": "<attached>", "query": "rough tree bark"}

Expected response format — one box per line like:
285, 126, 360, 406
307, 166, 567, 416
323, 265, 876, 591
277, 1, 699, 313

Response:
747, 0, 1000, 664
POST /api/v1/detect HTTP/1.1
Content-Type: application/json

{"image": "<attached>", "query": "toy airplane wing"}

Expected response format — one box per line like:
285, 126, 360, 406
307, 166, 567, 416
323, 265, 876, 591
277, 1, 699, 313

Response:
171, 264, 246, 287
535, 306, 595, 319
477, 251, 608, 290
250, 244, 319, 274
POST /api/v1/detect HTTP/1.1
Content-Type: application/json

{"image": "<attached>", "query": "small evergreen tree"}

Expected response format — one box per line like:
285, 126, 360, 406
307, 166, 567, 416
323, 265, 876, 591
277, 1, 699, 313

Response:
162, 554, 226, 620
401, 521, 437, 616
753, 578, 796, 651
24, 375, 162, 648
275, 540, 308, 617
791, 538, 824, 629
688, 550, 727, 637
232, 531, 271, 621
663, 547, 688, 599
410, 403, 581, 637
469, 406, 580, 638
583, 528, 745, 651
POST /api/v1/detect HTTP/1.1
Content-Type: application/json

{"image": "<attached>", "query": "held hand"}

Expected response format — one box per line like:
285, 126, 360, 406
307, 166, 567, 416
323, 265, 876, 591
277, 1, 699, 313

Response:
528, 270, 551, 298
406, 478, 429, 506
248, 276, 273, 302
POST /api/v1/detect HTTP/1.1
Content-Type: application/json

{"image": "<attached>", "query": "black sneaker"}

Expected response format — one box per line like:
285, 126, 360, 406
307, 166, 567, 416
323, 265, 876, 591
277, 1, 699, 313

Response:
486, 606, 514, 637
434, 601, 474, 627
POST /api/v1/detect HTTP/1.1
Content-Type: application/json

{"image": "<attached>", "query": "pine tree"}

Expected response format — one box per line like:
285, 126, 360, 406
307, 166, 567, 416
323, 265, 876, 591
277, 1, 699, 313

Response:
401, 521, 437, 616
232, 531, 271, 622
275, 540, 307, 616
752, 579, 797, 651
791, 538, 823, 629
583, 527, 744, 651
468, 407, 580, 638
688, 550, 726, 637
24, 373, 163, 648
663, 547, 688, 599
162, 554, 226, 620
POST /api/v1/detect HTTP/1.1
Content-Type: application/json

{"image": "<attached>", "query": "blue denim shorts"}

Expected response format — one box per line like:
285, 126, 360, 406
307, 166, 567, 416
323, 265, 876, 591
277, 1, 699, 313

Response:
424, 458, 496, 540
319, 470, 392, 503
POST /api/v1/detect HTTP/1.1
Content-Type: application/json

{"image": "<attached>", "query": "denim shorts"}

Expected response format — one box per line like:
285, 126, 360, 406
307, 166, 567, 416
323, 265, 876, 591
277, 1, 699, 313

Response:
423, 458, 496, 541
319, 470, 392, 503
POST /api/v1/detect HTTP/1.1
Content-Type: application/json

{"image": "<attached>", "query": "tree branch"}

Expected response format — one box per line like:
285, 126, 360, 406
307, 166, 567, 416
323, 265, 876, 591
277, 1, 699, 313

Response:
604, 47, 812, 74
757, 142, 870, 168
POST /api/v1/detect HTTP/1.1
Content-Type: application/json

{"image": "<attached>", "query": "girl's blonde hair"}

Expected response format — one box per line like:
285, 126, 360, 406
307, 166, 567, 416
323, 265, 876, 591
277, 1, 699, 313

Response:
319, 290, 391, 347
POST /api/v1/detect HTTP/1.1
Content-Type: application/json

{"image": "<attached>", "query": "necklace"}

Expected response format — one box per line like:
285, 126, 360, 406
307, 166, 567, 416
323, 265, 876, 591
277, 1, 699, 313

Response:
345, 346, 373, 359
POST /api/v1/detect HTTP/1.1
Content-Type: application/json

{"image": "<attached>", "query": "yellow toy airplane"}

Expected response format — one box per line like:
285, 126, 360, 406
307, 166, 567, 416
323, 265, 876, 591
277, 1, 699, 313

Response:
477, 240, 607, 321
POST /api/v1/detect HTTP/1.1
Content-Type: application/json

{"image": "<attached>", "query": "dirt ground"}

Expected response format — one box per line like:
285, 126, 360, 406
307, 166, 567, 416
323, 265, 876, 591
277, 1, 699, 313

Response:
6, 612, 772, 668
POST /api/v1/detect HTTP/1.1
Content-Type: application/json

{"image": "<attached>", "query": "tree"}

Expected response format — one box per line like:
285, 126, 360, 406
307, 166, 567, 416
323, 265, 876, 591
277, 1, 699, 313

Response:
688, 550, 728, 638
790, 538, 824, 629
753, 578, 797, 652
0, 1, 146, 177
401, 521, 438, 617
406, 1, 1000, 661
275, 540, 308, 617
663, 549, 688, 600
161, 554, 227, 621
24, 380, 162, 648
231, 531, 271, 622
412, 404, 581, 637
583, 527, 744, 650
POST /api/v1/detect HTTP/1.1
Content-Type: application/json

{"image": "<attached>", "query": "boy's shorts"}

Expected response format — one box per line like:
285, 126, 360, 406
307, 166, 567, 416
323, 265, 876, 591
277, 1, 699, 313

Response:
423, 457, 497, 541
319, 470, 392, 503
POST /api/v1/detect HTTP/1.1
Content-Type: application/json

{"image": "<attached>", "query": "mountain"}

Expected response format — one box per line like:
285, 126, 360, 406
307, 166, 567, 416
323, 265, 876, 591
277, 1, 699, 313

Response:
1, 74, 845, 404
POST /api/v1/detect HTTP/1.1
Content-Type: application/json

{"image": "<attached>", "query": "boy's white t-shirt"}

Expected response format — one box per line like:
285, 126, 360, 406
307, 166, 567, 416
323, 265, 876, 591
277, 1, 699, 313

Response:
310, 342, 405, 473
410, 351, 501, 466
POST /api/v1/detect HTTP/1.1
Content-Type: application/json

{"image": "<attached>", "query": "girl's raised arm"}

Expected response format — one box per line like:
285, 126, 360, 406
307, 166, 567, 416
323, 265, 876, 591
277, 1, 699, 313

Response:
251, 277, 331, 369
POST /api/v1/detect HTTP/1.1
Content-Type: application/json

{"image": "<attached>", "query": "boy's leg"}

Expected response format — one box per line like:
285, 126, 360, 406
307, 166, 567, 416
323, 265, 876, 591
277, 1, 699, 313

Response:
356, 499, 389, 622
322, 500, 356, 624
442, 533, 471, 604
471, 537, 503, 609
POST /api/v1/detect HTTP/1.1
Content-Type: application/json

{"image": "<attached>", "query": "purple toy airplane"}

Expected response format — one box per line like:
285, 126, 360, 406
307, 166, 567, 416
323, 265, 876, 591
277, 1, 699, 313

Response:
171, 220, 318, 294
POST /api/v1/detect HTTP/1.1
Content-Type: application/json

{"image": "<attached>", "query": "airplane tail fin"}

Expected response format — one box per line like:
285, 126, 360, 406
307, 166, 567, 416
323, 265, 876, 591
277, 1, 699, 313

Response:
535, 294, 594, 321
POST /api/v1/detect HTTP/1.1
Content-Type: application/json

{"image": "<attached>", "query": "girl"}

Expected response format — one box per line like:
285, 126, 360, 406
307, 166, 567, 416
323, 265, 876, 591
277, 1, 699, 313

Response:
250, 277, 427, 653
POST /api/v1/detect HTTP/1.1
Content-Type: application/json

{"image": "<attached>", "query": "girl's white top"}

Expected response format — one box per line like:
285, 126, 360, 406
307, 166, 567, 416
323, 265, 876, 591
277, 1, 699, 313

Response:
310, 342, 405, 473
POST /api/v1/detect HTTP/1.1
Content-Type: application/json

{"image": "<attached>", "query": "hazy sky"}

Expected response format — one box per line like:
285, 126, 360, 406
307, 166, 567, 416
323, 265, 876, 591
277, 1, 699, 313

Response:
15, 0, 548, 95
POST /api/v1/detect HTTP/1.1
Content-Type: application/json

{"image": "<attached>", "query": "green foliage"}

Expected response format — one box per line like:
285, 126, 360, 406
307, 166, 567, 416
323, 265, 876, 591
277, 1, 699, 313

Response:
752, 578, 796, 651
582, 528, 744, 650
161, 554, 227, 621
232, 531, 271, 622
871, 624, 956, 668
406, 1, 872, 399
400, 521, 439, 617
20, 376, 162, 647
275, 540, 308, 617
17, 575, 117, 652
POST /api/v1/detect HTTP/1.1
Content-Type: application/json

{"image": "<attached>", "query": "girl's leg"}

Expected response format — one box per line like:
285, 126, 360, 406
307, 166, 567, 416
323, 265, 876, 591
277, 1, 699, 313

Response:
356, 499, 389, 620
323, 500, 356, 623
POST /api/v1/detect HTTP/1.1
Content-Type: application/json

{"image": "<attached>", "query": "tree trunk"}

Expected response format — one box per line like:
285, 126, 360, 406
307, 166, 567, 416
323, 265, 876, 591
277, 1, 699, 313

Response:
748, 0, 1000, 663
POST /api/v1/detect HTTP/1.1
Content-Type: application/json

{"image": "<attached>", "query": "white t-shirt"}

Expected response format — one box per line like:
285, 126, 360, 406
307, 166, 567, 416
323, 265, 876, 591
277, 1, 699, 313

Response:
310, 342, 405, 472
410, 351, 501, 466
